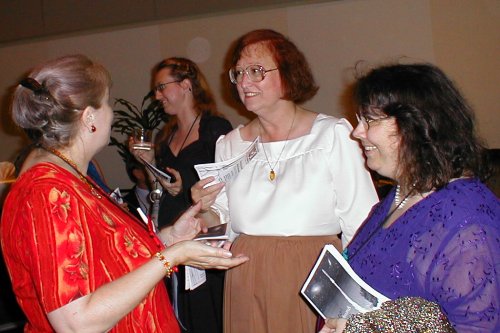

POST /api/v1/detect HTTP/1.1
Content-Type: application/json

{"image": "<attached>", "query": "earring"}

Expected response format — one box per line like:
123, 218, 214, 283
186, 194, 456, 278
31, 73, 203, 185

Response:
87, 114, 96, 133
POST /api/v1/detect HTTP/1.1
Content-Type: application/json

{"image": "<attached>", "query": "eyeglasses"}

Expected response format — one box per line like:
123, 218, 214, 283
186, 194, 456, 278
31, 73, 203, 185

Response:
154, 80, 180, 93
356, 113, 390, 129
229, 65, 278, 84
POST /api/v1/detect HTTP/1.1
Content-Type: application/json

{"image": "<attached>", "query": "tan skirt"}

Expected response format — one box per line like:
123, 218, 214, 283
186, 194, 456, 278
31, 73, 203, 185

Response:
224, 234, 342, 333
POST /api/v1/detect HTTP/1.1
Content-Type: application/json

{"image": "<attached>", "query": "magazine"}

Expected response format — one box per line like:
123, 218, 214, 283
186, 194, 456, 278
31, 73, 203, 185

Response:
194, 137, 259, 187
301, 245, 390, 319
140, 157, 172, 182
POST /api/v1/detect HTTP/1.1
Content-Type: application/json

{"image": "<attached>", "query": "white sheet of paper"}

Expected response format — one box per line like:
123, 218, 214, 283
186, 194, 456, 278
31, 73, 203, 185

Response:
185, 266, 206, 290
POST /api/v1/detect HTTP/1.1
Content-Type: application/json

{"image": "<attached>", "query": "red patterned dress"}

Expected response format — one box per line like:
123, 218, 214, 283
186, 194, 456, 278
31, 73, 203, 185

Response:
1, 163, 179, 332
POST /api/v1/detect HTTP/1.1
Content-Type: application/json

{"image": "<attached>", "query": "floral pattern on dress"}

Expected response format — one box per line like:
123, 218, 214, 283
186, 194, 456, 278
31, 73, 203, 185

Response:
123, 228, 151, 259
130, 301, 158, 332
1, 163, 179, 332
62, 227, 88, 281
102, 212, 117, 228
49, 187, 71, 222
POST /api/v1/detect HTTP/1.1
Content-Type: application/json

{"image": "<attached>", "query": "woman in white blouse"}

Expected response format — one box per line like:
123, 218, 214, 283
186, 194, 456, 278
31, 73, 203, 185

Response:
191, 29, 378, 333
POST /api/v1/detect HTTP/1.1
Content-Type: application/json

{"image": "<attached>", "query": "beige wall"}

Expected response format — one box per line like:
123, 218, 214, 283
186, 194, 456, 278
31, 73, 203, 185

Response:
0, 0, 498, 190
430, 0, 500, 148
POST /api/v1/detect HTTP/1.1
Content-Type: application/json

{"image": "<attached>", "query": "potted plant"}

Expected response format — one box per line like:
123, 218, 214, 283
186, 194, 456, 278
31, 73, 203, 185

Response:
109, 91, 168, 163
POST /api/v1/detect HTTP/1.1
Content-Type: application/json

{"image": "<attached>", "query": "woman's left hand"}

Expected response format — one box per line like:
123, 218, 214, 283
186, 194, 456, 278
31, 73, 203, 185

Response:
168, 240, 248, 270
319, 318, 347, 333
157, 167, 182, 196
159, 202, 205, 246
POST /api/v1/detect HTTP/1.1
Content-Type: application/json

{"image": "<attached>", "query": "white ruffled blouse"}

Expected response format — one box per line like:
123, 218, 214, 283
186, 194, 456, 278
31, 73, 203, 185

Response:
212, 113, 378, 246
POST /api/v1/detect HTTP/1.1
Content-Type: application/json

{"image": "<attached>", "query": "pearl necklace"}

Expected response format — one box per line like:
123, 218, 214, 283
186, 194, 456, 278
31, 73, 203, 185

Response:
258, 108, 296, 181
43, 146, 102, 199
394, 184, 411, 209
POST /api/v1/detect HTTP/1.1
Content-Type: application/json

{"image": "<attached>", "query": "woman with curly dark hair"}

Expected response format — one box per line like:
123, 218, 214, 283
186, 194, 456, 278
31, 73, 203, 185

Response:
320, 63, 499, 333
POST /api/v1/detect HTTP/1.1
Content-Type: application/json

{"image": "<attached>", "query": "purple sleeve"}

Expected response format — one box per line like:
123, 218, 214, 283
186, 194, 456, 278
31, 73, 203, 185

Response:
427, 219, 499, 332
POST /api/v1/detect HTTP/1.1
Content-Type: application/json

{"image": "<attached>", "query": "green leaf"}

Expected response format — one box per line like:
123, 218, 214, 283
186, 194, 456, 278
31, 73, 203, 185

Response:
109, 92, 169, 163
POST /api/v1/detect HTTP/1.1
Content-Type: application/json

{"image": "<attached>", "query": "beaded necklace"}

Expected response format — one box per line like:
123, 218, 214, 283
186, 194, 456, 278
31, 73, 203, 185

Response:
394, 184, 411, 209
43, 146, 102, 199
342, 186, 414, 261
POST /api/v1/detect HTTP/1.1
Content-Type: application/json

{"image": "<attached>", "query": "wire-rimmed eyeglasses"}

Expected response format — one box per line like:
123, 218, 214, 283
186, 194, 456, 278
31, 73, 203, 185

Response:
229, 65, 278, 84
154, 80, 180, 93
356, 113, 390, 129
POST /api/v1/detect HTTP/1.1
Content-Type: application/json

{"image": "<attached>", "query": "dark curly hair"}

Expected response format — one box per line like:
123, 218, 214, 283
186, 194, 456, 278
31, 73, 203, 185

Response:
354, 63, 489, 192
229, 29, 318, 104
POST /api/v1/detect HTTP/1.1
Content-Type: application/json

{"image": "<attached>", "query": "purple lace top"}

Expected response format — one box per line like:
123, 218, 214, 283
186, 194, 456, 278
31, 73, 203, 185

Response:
348, 178, 500, 332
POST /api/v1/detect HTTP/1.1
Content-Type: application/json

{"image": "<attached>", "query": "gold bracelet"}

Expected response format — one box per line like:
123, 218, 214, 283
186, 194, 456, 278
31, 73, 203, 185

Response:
154, 252, 176, 278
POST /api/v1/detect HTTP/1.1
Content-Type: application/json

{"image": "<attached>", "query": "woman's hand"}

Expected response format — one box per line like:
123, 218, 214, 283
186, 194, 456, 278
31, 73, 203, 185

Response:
129, 137, 155, 164
319, 318, 347, 333
157, 167, 182, 196
191, 177, 225, 212
167, 240, 249, 270
203, 240, 232, 250
159, 202, 205, 246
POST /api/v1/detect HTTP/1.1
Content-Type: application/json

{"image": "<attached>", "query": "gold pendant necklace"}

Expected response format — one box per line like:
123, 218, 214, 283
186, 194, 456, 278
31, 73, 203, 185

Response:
258, 108, 297, 181
43, 146, 103, 199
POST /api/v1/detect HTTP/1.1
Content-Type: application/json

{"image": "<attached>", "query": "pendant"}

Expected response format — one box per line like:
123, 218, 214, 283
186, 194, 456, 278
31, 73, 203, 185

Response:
269, 170, 276, 181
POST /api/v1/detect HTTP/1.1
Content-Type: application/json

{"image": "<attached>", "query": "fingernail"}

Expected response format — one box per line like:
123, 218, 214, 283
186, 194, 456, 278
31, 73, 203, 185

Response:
223, 251, 232, 258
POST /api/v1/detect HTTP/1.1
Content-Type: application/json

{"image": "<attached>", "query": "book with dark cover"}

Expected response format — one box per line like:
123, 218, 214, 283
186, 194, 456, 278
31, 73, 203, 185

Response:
194, 224, 229, 241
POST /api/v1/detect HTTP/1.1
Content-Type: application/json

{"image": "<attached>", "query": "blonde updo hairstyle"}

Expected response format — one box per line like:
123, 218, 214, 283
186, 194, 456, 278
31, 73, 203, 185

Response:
12, 54, 111, 148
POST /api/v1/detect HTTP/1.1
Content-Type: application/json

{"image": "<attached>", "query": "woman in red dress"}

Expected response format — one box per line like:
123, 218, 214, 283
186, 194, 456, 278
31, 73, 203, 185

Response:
0, 54, 248, 333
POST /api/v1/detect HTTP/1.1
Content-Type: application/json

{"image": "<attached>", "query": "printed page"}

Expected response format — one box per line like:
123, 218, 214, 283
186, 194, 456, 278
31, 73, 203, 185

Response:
301, 245, 390, 319
194, 137, 259, 187
185, 266, 206, 290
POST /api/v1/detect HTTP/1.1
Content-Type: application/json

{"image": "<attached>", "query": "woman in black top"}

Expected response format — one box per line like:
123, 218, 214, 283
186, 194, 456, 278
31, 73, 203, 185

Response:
135, 57, 232, 333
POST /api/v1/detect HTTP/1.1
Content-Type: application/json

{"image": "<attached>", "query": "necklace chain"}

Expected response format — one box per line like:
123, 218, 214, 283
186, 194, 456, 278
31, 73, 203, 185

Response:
258, 108, 297, 181
43, 146, 102, 199
172, 113, 200, 155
